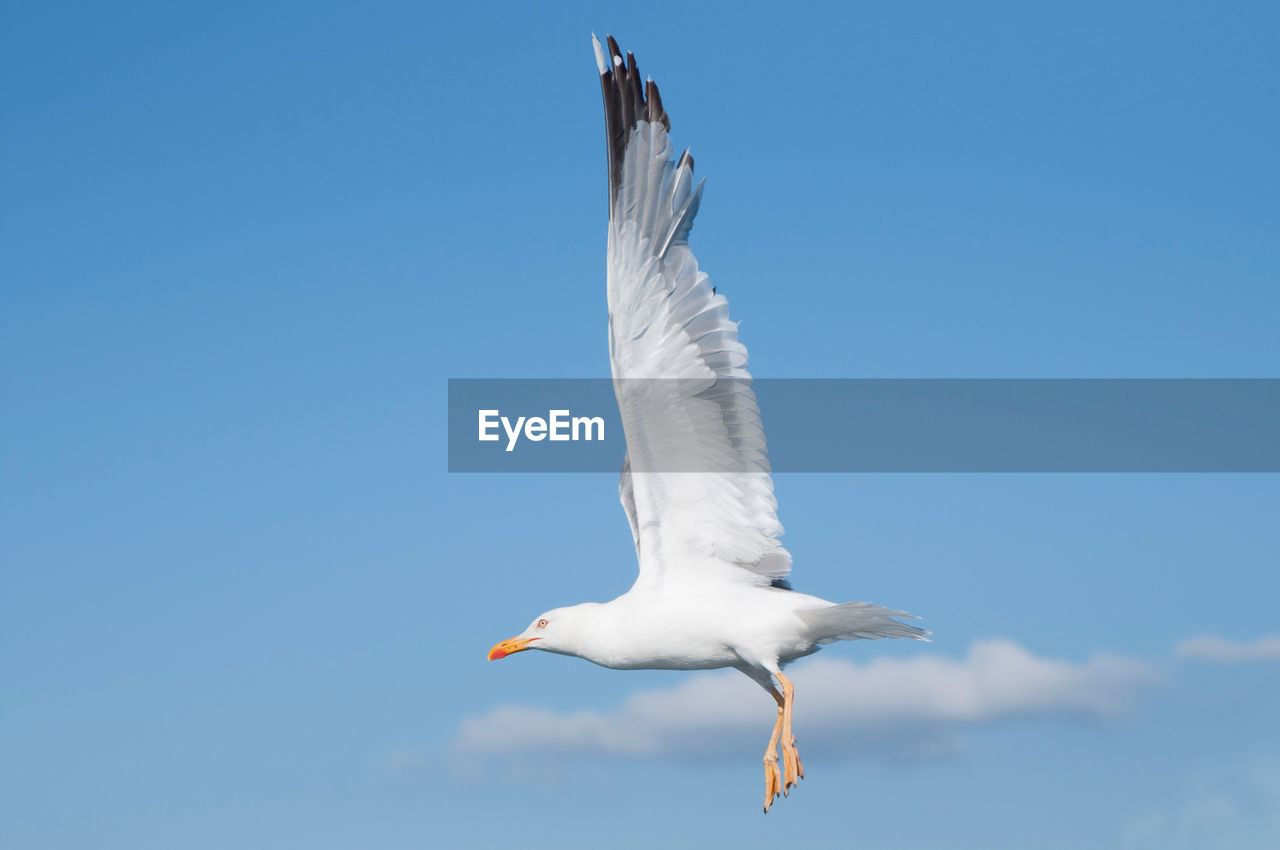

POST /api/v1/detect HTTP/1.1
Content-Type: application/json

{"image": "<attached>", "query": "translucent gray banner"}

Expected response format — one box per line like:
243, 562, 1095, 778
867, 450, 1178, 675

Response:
447, 379, 1279, 472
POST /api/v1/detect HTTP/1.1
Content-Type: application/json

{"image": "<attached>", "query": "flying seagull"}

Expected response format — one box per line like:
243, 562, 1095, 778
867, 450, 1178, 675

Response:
488, 35, 928, 812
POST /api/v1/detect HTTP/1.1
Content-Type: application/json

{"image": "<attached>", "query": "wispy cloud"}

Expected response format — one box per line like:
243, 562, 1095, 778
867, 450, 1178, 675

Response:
1174, 634, 1280, 663
456, 639, 1162, 763
1120, 750, 1280, 850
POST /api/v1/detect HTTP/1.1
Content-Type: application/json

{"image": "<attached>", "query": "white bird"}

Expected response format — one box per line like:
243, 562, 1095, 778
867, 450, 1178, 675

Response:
488, 35, 928, 812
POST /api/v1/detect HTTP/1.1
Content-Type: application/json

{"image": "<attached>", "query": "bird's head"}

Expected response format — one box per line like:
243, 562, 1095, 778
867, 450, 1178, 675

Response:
487, 604, 596, 661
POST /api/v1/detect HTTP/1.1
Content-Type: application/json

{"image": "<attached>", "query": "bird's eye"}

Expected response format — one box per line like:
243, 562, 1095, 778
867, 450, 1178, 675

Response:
537, 619, 549, 629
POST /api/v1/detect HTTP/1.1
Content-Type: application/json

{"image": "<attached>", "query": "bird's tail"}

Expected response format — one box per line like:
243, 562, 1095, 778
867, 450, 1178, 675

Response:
796, 601, 930, 644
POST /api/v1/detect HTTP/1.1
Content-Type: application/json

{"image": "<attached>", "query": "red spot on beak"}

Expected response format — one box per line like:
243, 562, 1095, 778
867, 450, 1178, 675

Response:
488, 637, 539, 661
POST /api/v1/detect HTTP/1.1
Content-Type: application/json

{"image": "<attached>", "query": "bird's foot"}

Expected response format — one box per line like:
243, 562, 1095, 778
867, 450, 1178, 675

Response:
781, 736, 804, 794
763, 753, 783, 812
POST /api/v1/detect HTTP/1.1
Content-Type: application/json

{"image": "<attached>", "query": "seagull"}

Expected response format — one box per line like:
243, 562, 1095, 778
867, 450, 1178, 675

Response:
488, 35, 928, 813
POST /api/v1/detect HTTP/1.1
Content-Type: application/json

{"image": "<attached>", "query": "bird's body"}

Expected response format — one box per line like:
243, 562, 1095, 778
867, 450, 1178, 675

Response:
531, 588, 829, 672
488, 35, 927, 812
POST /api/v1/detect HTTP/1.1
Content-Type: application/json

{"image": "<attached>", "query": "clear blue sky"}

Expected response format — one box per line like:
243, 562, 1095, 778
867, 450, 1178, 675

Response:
3, 2, 1277, 848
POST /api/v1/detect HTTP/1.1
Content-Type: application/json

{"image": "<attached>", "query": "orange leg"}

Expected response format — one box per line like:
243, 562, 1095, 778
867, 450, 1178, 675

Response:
762, 686, 785, 812
776, 671, 804, 794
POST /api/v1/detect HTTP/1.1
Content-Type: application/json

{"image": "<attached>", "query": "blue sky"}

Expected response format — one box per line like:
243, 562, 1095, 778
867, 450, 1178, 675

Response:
3, 1, 1278, 848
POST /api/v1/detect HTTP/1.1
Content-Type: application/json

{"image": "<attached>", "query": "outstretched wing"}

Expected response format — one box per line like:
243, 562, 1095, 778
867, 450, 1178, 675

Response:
594, 35, 790, 591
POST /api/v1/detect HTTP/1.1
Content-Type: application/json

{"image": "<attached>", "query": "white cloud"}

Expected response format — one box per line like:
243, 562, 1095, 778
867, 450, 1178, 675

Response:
456, 639, 1162, 763
1174, 634, 1280, 663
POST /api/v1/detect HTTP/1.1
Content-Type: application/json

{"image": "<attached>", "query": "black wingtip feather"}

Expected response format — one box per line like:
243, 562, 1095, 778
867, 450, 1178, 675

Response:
597, 36, 674, 210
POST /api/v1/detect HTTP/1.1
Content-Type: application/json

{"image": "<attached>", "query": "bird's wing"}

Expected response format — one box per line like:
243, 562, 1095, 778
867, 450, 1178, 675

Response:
595, 35, 790, 591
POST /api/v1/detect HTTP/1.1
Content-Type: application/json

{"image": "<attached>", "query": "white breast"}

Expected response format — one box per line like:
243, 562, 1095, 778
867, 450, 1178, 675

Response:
578, 587, 830, 671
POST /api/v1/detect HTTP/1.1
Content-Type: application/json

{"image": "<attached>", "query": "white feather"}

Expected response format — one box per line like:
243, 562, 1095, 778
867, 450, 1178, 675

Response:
608, 120, 791, 591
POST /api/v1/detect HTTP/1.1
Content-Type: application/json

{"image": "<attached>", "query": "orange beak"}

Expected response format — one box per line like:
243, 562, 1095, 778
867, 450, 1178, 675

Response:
488, 636, 539, 660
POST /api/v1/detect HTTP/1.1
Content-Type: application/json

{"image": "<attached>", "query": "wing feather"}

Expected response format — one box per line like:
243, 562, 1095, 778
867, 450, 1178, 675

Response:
595, 35, 790, 590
